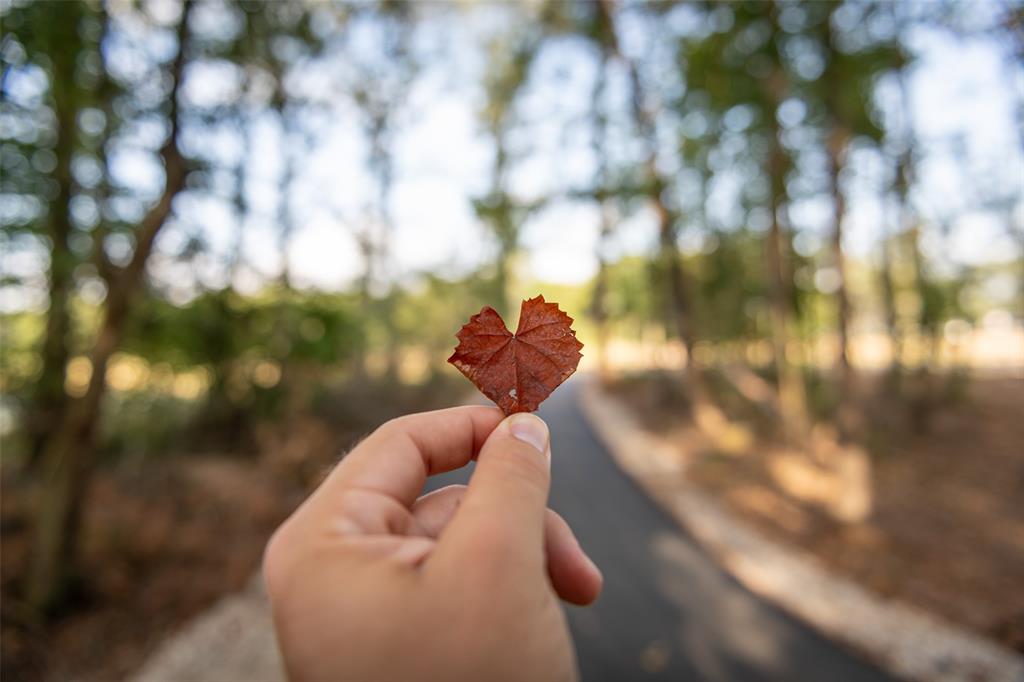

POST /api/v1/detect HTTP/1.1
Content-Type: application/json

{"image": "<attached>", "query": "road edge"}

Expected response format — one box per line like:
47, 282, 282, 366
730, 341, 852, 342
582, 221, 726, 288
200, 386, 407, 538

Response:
577, 375, 1024, 682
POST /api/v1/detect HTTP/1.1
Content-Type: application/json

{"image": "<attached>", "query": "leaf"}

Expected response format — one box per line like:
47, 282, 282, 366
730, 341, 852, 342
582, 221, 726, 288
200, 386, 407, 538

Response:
448, 295, 584, 416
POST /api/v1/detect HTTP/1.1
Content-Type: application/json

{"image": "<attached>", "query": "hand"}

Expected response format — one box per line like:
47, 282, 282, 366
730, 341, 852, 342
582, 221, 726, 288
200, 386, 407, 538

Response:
263, 406, 603, 682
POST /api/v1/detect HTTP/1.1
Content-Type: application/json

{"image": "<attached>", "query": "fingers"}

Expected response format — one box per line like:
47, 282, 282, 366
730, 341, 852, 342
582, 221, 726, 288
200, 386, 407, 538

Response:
435, 413, 551, 573
330, 488, 427, 538
543, 510, 603, 606
411, 485, 467, 537
331, 536, 437, 568
413, 486, 602, 605
315, 405, 504, 510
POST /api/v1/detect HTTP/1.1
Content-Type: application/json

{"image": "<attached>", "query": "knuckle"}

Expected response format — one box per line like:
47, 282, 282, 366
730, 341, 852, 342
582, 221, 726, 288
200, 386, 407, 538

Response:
336, 488, 408, 535
377, 414, 412, 438
336, 488, 367, 515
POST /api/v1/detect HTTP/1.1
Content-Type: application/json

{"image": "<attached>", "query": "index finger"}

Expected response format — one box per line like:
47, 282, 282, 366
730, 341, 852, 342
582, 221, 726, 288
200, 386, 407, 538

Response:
316, 405, 504, 508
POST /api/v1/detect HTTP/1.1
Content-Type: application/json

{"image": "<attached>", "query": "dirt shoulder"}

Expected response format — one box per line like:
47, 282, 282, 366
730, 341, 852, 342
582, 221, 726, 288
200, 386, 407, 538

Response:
603, 371, 1024, 654
1, 379, 465, 682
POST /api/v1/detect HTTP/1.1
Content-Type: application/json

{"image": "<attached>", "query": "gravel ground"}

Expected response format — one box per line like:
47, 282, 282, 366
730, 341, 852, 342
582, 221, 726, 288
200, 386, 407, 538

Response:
128, 576, 283, 682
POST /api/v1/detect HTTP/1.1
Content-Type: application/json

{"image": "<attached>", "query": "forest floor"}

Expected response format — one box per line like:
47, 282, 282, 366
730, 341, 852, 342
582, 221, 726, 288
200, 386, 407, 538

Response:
606, 369, 1024, 654
0, 378, 466, 682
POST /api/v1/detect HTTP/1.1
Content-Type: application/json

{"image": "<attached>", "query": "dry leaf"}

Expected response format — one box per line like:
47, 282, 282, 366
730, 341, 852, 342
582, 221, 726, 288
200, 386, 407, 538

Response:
448, 296, 584, 415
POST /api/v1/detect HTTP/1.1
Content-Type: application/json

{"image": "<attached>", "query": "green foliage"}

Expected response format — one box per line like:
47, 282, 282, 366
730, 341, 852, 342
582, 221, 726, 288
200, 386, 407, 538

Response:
691, 231, 770, 342
602, 256, 665, 338
392, 273, 498, 361
121, 289, 364, 371
97, 390, 200, 462
3, 0, 1016, 465
0, 312, 45, 394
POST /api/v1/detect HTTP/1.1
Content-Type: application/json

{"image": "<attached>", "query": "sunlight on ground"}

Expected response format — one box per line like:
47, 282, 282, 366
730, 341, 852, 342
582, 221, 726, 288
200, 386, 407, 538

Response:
767, 447, 872, 524
592, 325, 1024, 374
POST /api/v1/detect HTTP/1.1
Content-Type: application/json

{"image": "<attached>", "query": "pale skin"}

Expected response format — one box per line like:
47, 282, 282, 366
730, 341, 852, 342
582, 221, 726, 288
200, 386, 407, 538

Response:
263, 406, 604, 682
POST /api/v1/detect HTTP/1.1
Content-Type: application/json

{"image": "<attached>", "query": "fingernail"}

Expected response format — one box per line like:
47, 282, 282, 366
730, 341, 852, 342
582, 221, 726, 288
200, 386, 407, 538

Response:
507, 413, 549, 456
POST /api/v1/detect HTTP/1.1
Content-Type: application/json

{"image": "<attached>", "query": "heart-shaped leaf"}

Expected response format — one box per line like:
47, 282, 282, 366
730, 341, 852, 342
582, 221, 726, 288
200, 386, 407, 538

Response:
448, 296, 584, 415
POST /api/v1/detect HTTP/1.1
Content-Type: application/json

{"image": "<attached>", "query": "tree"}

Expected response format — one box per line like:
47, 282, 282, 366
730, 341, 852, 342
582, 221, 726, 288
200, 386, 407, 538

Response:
806, 2, 900, 433
3, 1, 92, 470
473, 17, 542, 317
258, 1, 325, 408
349, 4, 417, 381
685, 1, 810, 443
28, 0, 196, 613
598, 3, 697, 381
580, 1, 616, 379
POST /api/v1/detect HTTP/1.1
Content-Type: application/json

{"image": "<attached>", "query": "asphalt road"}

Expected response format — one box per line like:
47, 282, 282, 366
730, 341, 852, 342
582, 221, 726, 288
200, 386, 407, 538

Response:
426, 381, 896, 682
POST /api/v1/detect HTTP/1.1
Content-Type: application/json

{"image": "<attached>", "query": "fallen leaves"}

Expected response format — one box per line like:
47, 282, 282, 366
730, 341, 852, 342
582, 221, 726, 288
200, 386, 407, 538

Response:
448, 296, 584, 415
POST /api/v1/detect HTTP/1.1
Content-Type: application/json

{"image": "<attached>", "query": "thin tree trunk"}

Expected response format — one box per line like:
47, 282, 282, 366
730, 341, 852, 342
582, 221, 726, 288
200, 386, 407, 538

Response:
880, 196, 902, 388
822, 6, 854, 395
351, 231, 374, 380
591, 205, 613, 382
493, 230, 512, 319
882, 58, 918, 393
827, 125, 858, 438
766, 91, 810, 445
274, 115, 301, 414
372, 122, 399, 384
654, 191, 696, 370
827, 126, 852, 382
588, 41, 613, 382
905, 225, 937, 434
28, 2, 193, 613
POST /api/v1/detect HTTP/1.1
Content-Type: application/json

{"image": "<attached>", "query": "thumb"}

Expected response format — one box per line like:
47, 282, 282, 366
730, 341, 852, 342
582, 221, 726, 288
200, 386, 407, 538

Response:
436, 413, 551, 572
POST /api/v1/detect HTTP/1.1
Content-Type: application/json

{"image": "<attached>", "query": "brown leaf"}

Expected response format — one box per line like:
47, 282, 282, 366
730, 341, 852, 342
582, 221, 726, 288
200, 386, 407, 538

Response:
448, 296, 584, 415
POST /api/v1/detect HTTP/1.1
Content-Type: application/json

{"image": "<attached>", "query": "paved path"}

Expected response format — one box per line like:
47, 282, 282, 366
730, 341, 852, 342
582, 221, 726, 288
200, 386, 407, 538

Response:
428, 381, 895, 682
137, 380, 896, 682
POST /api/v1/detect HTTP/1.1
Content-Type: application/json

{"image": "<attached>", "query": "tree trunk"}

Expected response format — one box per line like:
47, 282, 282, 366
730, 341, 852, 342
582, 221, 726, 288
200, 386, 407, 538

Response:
22, 7, 87, 471
604, 0, 724, 429
28, 290, 132, 611
766, 102, 810, 445
822, 0, 854, 393
351, 232, 374, 380
654, 190, 696, 375
28, 2, 193, 613
588, 45, 613, 382
591, 208, 613, 382
25, 81, 77, 470
880, 198, 902, 389
905, 224, 936, 434
827, 125, 858, 438
272, 102, 300, 410
827, 126, 852, 382
374, 134, 400, 384
493, 227, 513, 319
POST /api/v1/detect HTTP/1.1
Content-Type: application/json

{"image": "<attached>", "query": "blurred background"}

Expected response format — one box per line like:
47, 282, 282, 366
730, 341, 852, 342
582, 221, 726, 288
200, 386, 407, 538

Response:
1, 0, 1022, 680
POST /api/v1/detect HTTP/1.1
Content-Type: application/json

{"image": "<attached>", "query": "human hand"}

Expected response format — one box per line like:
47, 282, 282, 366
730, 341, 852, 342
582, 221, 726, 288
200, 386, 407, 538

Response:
262, 406, 603, 682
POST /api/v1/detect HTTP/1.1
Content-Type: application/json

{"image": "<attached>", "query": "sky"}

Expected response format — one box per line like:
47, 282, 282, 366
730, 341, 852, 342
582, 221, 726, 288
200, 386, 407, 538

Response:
2, 2, 1022, 312
207, 6, 1020, 295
